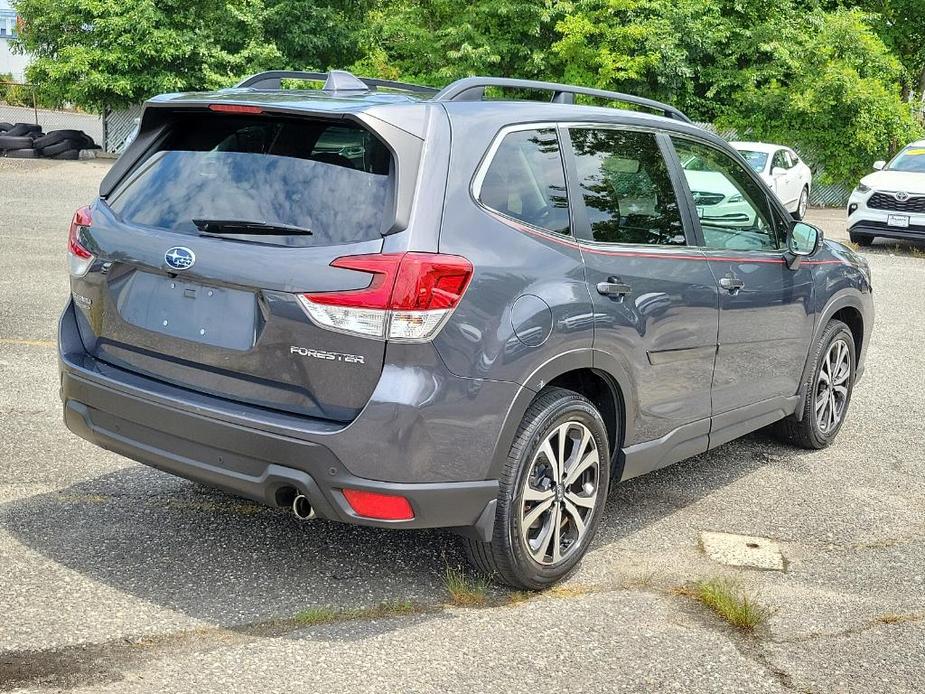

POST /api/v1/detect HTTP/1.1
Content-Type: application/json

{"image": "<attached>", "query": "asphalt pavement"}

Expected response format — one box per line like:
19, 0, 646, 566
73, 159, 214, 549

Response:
1, 159, 923, 693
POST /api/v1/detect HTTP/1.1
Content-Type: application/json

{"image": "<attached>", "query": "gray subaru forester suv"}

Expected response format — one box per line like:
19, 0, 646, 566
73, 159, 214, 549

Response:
60, 70, 874, 589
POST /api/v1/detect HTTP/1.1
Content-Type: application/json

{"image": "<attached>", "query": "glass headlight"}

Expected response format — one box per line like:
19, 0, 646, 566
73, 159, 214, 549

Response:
856, 183, 871, 194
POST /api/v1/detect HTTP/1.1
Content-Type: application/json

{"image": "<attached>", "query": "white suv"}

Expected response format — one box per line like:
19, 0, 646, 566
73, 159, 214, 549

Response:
848, 140, 925, 246
731, 142, 813, 220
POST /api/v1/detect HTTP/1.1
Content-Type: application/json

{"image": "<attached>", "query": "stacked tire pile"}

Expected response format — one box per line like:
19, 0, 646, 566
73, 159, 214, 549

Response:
0, 122, 99, 160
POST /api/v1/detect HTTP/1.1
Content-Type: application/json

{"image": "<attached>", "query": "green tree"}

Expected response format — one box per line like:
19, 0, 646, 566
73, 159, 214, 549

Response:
815, 0, 925, 99
264, 0, 373, 71
724, 9, 923, 182
553, 1, 922, 182
13, 0, 281, 110
350, 0, 567, 85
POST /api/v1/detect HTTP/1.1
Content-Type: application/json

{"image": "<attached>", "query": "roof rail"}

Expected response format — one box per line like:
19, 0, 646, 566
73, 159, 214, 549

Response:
234, 70, 439, 96
432, 77, 692, 123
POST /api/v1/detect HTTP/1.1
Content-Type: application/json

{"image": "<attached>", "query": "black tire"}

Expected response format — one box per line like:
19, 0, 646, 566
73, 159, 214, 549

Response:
464, 387, 612, 589
775, 319, 856, 449
849, 232, 874, 247
5, 148, 40, 159
40, 138, 86, 156
0, 135, 36, 150
51, 148, 81, 160
32, 130, 91, 149
5, 122, 42, 137
0, 122, 13, 132
791, 186, 809, 221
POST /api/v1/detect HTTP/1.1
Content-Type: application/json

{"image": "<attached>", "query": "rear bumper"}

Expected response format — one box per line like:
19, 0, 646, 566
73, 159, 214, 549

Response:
59, 302, 501, 537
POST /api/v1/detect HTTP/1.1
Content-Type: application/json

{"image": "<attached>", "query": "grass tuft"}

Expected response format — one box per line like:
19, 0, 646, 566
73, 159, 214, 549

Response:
875, 612, 923, 625
358, 599, 418, 620
444, 566, 491, 607
293, 600, 420, 627
507, 591, 533, 605
678, 578, 772, 633
546, 584, 593, 598
293, 606, 339, 626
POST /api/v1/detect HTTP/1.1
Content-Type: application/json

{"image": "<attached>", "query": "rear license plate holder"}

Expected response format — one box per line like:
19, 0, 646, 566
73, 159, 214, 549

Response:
117, 272, 257, 350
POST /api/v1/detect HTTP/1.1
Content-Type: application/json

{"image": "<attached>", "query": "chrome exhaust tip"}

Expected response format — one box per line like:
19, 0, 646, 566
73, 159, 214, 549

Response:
292, 493, 316, 520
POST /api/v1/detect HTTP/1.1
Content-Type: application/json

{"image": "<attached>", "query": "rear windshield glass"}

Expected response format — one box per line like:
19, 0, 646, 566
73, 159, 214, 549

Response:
108, 114, 394, 245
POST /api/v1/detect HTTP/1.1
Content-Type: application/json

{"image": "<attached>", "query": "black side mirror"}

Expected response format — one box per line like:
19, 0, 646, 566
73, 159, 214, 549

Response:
786, 222, 822, 269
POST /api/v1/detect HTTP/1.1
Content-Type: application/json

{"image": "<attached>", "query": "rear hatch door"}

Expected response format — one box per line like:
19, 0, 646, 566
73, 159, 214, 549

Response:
75, 108, 412, 422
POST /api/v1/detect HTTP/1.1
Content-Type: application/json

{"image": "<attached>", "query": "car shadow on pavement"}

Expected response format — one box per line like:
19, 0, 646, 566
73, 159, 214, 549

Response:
1, 429, 812, 631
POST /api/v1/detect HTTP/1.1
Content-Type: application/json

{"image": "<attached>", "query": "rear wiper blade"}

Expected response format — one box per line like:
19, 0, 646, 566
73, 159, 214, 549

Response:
193, 218, 313, 236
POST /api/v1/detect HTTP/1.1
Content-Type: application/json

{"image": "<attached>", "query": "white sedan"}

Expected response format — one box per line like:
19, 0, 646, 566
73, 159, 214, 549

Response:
731, 142, 813, 219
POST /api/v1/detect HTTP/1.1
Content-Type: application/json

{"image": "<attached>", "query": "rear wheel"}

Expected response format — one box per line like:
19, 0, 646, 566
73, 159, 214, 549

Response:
775, 319, 855, 449
464, 387, 611, 589
849, 232, 874, 247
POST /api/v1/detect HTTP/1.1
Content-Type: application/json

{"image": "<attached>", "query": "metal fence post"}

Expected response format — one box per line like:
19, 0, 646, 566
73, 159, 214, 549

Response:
102, 106, 109, 153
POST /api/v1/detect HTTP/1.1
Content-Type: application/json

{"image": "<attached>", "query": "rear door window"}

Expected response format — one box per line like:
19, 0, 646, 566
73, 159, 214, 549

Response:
477, 128, 571, 235
567, 127, 686, 245
108, 114, 394, 245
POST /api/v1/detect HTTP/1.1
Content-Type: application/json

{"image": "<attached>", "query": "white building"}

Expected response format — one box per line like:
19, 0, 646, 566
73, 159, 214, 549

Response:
0, 0, 28, 81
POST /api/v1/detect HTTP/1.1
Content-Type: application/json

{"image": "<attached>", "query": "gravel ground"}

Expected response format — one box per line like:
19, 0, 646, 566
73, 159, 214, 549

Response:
1, 159, 923, 693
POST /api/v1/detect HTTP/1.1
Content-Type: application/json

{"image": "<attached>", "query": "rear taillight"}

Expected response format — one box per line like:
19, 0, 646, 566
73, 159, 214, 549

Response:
68, 206, 94, 276
297, 252, 473, 342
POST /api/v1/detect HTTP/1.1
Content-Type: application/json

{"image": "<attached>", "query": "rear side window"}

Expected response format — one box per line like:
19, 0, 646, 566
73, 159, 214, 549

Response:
477, 128, 570, 235
568, 128, 685, 245
108, 114, 394, 245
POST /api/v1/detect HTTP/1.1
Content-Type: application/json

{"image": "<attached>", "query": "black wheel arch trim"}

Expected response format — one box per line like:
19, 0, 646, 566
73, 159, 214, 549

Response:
487, 348, 636, 480
794, 289, 868, 421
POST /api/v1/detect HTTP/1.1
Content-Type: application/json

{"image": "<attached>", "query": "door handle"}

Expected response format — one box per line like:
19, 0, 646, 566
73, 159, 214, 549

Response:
597, 278, 632, 299
719, 275, 745, 293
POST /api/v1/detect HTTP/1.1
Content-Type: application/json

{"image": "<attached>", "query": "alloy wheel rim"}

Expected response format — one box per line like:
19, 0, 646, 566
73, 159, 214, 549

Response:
815, 338, 851, 433
519, 421, 600, 566
799, 190, 808, 218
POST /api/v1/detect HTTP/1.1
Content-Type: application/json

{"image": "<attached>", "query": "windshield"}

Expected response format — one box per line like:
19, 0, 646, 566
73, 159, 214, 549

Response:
108, 114, 394, 245
735, 150, 769, 174
887, 146, 925, 173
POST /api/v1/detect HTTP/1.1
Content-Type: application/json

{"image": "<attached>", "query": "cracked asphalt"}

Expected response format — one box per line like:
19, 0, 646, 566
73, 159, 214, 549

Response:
1, 158, 924, 693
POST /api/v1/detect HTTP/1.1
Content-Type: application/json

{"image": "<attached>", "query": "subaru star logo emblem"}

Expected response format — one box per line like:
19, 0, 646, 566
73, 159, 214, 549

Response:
895, 191, 910, 202
164, 246, 195, 271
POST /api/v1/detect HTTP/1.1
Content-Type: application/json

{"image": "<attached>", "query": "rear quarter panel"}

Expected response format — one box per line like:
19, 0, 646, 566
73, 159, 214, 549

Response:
432, 107, 594, 386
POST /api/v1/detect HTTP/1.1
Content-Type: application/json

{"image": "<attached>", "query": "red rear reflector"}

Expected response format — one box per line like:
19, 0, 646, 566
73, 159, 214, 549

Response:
342, 489, 415, 521
208, 104, 264, 114
68, 206, 93, 259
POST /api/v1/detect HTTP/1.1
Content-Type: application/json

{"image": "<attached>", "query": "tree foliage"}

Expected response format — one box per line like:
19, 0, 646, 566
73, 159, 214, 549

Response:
14, 0, 281, 110
349, 0, 566, 85
11, 0, 924, 183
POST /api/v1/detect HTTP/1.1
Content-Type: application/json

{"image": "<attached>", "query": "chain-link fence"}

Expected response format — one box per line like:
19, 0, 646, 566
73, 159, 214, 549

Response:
102, 104, 142, 155
1, 81, 104, 148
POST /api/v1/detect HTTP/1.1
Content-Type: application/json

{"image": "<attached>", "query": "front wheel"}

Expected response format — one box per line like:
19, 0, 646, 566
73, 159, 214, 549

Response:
775, 319, 856, 449
464, 387, 612, 589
